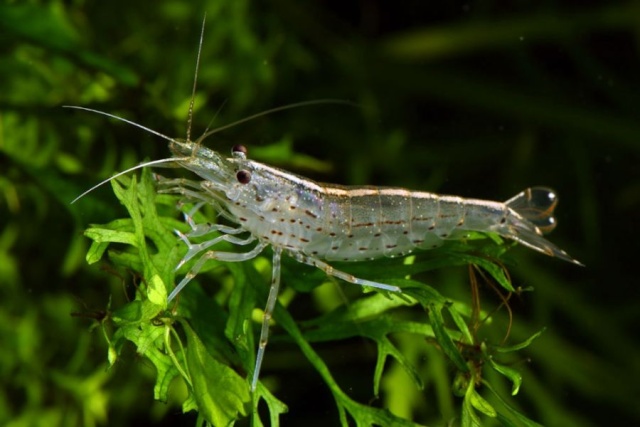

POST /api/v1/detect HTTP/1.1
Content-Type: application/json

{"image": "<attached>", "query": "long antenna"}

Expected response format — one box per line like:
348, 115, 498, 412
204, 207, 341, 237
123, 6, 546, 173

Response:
197, 99, 359, 143
187, 14, 207, 143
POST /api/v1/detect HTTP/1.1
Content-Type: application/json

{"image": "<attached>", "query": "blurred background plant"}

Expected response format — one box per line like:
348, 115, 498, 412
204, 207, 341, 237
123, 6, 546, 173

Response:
1, 0, 639, 426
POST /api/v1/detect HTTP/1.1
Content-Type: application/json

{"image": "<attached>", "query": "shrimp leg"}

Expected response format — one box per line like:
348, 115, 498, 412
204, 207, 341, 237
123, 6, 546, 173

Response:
292, 253, 401, 293
168, 241, 268, 302
251, 246, 283, 391
174, 231, 256, 270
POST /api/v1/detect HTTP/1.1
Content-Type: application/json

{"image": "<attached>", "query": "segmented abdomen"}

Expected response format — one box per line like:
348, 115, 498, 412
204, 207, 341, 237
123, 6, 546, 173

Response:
298, 185, 507, 261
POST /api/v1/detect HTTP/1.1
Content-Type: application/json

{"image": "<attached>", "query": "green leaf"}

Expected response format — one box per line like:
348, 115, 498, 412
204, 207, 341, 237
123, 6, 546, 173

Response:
483, 381, 545, 427
85, 241, 109, 264
147, 342, 179, 402
225, 263, 258, 373
496, 328, 545, 353
84, 228, 137, 246
462, 391, 482, 427
147, 274, 167, 308
252, 383, 288, 427
428, 303, 468, 372
489, 358, 523, 395
469, 389, 497, 418
182, 321, 251, 425
111, 301, 143, 323
178, 283, 238, 368
451, 253, 514, 292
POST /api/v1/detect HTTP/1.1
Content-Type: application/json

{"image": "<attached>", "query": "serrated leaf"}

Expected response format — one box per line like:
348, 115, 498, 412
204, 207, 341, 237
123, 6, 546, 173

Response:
253, 383, 288, 427
373, 336, 423, 395
123, 322, 164, 357
182, 321, 251, 426
182, 392, 198, 414
149, 348, 179, 403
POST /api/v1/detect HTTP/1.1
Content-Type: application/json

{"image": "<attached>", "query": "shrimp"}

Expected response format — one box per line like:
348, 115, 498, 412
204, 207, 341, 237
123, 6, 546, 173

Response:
160, 138, 581, 390
67, 19, 581, 393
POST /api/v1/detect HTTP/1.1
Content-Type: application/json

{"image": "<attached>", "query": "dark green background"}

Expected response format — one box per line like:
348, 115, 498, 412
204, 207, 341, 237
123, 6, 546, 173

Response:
1, 1, 638, 426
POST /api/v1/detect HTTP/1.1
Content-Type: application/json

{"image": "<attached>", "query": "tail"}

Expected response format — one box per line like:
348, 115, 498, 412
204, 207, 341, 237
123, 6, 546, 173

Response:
504, 187, 583, 266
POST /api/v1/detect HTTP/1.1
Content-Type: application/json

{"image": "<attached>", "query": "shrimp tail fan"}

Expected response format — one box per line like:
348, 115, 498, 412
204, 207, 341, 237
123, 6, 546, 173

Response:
504, 187, 583, 266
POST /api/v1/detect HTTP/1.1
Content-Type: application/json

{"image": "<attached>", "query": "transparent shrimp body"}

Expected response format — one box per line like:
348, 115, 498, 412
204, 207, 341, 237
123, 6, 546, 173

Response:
163, 137, 580, 391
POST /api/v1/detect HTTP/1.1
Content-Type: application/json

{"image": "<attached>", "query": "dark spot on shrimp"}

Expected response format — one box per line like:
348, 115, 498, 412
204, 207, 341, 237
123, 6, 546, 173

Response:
500, 217, 507, 224
354, 222, 374, 228
236, 170, 251, 184
373, 233, 382, 237
239, 217, 248, 222
300, 238, 310, 243
385, 244, 397, 249
440, 233, 448, 238
316, 227, 323, 232
428, 225, 435, 231
305, 209, 318, 219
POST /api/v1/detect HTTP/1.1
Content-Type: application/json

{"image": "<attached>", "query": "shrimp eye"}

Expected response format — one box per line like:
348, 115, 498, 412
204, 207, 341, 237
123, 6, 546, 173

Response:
232, 145, 247, 157
236, 169, 251, 184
